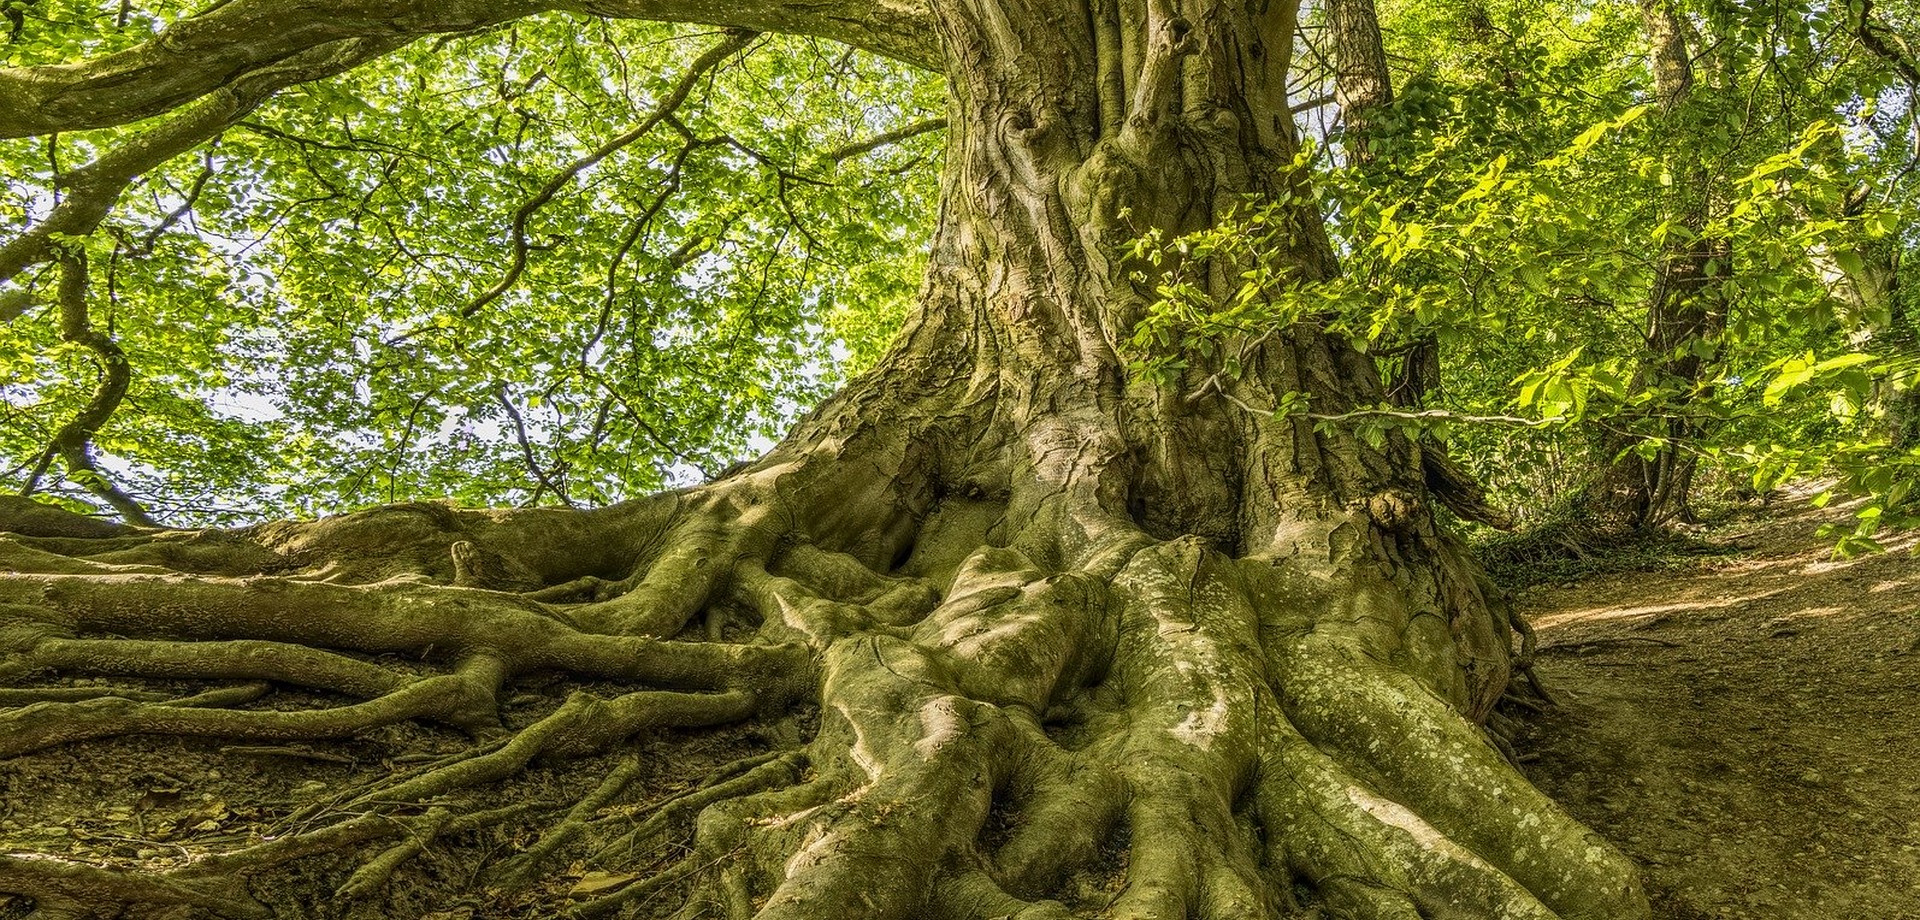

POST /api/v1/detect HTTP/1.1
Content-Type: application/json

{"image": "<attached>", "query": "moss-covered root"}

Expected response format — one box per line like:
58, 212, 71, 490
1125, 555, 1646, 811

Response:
0, 571, 801, 761
0, 856, 266, 919
0, 504, 1648, 920
603, 533, 1651, 920
1096, 538, 1279, 920
0, 658, 499, 758
1276, 633, 1649, 920
744, 640, 1021, 919
644, 545, 1112, 918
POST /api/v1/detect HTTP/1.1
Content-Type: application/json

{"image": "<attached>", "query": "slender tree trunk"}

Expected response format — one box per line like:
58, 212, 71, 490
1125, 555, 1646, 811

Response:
1879, 272, 1919, 450
1328, 0, 1394, 161
1586, 0, 1727, 528
1326, 0, 1442, 409
0, 3, 1648, 918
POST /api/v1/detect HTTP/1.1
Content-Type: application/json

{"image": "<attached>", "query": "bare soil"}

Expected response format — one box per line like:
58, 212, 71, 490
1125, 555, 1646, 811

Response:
1515, 488, 1920, 920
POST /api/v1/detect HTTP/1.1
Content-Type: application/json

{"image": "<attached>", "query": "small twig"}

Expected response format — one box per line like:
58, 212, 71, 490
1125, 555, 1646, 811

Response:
593, 753, 800, 862
336, 808, 450, 899
165, 682, 273, 708
488, 756, 646, 890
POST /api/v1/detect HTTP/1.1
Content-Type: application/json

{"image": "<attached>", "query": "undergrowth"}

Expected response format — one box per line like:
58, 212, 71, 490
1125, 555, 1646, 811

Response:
1469, 497, 1759, 590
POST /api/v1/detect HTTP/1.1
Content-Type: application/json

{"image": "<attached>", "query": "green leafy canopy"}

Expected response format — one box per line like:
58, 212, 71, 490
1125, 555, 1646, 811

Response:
2, 14, 943, 522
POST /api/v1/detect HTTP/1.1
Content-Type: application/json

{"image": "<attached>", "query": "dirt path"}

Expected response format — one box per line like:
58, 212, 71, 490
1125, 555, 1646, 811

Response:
1515, 490, 1920, 920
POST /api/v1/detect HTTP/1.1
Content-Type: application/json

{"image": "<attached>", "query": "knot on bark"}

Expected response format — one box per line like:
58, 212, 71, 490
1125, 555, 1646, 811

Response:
449, 540, 483, 588
1159, 16, 1196, 55
1359, 489, 1423, 532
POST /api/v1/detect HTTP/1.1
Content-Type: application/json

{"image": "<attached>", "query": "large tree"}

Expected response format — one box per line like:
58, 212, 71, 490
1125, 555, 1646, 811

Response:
0, 2, 1647, 918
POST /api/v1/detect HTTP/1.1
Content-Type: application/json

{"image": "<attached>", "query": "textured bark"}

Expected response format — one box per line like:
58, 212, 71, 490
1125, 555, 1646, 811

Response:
0, 2, 1648, 918
1327, 0, 1393, 164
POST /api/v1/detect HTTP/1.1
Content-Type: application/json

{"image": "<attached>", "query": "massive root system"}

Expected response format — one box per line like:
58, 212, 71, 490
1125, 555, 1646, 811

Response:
1, 314, 1646, 919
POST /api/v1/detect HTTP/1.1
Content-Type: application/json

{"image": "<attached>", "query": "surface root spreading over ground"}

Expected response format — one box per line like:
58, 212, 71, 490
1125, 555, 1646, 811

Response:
0, 452, 1643, 920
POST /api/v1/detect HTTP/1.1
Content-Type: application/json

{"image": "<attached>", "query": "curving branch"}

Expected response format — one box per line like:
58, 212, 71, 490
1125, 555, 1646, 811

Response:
0, 0, 937, 139
1852, 0, 1920, 85
440, 38, 942, 337
18, 251, 158, 527
454, 28, 756, 321
496, 383, 578, 507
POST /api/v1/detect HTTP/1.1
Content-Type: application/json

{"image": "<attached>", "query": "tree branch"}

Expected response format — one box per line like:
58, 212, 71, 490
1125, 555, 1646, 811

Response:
818, 116, 948, 163
0, 0, 937, 139
1852, 0, 1920, 85
19, 251, 159, 527
452, 29, 755, 322
495, 384, 577, 508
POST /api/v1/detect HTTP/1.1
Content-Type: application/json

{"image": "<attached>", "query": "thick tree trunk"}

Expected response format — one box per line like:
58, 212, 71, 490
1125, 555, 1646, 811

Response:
0, 3, 1647, 918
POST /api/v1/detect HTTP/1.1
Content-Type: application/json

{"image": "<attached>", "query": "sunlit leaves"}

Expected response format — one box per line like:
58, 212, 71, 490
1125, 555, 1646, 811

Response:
1, 15, 940, 522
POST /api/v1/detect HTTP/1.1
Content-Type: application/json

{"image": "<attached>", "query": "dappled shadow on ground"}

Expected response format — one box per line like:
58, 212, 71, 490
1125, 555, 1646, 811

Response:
1516, 488, 1920, 920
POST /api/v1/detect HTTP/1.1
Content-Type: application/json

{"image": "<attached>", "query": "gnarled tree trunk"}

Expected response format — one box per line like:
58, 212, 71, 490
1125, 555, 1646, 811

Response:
0, 2, 1646, 918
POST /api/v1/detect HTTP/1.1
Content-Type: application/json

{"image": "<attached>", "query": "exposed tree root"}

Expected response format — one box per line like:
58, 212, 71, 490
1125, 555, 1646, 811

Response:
0, 439, 1649, 920
1, 104, 1647, 909
0, 855, 265, 919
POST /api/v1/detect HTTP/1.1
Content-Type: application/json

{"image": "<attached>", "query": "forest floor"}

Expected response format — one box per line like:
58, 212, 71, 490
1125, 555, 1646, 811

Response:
1513, 485, 1920, 920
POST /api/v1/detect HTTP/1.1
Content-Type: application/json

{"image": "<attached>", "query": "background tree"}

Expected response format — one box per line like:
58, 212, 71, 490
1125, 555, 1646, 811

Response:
1323, 0, 1446, 408
0, 3, 1648, 920
1583, 0, 1726, 527
1146, 0, 1917, 546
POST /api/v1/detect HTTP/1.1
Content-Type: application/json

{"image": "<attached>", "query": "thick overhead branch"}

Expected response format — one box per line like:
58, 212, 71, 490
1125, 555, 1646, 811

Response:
0, 0, 936, 139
